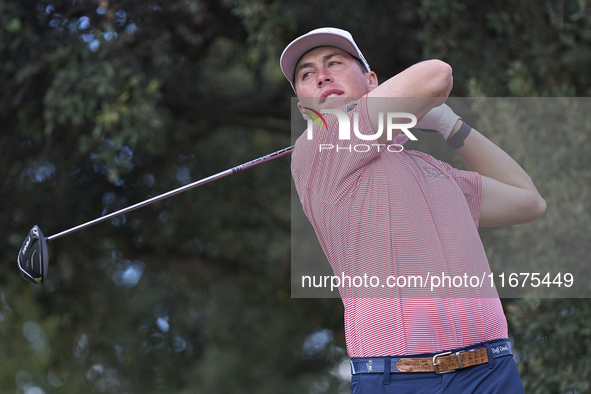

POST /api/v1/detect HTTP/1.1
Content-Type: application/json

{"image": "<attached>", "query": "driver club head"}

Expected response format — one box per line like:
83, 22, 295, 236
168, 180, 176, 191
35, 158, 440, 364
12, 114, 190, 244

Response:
17, 225, 49, 285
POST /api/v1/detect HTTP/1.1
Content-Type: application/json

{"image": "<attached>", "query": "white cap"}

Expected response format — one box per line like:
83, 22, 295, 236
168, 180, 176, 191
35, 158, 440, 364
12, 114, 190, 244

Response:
280, 27, 371, 92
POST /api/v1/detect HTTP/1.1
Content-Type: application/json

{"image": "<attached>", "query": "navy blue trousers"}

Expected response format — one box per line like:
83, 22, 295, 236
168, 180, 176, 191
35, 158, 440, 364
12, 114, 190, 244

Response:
350, 343, 524, 393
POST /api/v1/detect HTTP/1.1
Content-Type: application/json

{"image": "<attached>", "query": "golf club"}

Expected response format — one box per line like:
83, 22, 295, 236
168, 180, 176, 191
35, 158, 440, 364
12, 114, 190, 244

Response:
17, 145, 294, 284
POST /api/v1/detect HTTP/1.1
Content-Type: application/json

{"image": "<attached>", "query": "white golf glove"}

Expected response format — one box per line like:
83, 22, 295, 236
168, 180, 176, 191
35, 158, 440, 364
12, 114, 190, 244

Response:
416, 104, 461, 140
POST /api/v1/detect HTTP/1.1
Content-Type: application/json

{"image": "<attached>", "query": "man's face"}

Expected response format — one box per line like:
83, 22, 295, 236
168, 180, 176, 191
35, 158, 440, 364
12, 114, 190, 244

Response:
294, 46, 378, 112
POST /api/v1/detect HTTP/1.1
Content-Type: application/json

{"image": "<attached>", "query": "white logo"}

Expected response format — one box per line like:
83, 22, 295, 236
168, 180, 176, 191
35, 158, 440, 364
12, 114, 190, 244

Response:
307, 110, 417, 141
22, 236, 31, 255
22, 227, 38, 256
491, 345, 509, 354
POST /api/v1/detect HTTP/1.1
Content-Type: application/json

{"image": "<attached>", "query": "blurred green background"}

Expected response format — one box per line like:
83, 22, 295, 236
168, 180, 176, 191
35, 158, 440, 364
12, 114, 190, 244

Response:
1, 0, 590, 393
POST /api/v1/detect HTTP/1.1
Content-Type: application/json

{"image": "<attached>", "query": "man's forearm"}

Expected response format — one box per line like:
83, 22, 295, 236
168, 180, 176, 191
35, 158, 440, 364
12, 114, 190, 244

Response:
451, 121, 535, 190
450, 120, 547, 226
368, 60, 453, 145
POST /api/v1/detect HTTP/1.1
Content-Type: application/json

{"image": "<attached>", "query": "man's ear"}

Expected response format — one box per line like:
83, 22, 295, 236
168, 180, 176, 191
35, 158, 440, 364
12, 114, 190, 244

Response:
366, 71, 379, 92
297, 101, 311, 120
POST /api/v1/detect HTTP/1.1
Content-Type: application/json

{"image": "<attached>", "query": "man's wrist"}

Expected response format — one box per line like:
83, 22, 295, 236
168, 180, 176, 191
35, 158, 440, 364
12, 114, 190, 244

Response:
447, 119, 463, 139
415, 104, 461, 140
446, 121, 472, 149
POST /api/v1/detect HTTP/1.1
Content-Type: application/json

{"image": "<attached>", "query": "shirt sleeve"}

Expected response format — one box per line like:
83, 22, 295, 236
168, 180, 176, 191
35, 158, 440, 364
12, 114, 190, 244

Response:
291, 96, 384, 203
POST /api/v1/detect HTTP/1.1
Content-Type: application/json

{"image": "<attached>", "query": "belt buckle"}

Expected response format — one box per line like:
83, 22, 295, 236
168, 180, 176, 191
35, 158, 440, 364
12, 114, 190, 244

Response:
432, 350, 463, 375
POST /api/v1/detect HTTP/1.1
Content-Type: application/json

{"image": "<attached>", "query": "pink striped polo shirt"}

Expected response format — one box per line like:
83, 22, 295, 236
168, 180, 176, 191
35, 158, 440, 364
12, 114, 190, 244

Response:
291, 97, 508, 357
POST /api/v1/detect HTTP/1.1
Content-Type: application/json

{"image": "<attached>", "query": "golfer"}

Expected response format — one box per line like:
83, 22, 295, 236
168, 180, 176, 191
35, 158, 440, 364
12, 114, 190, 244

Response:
282, 28, 545, 393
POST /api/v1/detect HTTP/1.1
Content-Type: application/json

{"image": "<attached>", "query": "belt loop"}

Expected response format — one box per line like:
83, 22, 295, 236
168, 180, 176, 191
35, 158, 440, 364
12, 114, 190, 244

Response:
484, 343, 496, 369
383, 357, 391, 385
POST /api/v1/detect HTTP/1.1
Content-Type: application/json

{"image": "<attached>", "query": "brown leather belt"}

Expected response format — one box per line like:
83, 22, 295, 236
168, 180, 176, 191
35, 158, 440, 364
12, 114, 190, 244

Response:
350, 340, 512, 375
397, 347, 488, 374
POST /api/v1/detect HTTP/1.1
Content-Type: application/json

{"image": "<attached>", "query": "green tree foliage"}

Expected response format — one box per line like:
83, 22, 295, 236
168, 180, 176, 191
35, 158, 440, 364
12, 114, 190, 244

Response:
1, 0, 590, 393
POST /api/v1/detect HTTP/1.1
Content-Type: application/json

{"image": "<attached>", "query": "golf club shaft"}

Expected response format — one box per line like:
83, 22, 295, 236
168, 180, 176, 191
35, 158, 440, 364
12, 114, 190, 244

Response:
46, 145, 294, 242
